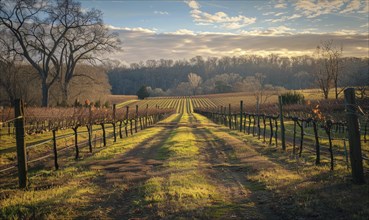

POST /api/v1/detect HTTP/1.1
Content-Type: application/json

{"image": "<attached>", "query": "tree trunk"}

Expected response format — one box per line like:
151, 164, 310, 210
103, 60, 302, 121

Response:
323, 89, 329, 99
61, 85, 69, 105
41, 81, 50, 107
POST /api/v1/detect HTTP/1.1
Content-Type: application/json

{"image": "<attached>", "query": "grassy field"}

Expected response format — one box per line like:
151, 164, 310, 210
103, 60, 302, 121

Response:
0, 92, 368, 219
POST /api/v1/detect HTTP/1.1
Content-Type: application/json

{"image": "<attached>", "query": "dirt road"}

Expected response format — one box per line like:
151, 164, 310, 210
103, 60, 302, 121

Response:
81, 99, 292, 219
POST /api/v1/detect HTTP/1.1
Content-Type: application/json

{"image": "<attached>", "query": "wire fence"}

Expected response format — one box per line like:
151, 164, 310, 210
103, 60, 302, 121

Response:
194, 95, 369, 178
0, 109, 172, 175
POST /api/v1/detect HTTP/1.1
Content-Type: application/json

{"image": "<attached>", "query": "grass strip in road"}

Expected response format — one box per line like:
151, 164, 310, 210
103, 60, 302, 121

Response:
139, 113, 222, 218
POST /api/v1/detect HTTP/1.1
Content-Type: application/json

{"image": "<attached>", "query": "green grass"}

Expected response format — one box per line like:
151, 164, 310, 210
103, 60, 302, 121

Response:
138, 112, 223, 218
0, 118, 169, 219
213, 122, 369, 219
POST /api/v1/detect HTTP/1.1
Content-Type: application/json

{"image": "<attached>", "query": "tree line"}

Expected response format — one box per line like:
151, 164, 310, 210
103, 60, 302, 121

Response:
109, 49, 368, 99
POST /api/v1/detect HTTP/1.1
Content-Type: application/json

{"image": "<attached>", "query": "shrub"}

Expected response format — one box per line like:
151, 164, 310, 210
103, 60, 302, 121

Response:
136, 85, 150, 99
280, 92, 305, 105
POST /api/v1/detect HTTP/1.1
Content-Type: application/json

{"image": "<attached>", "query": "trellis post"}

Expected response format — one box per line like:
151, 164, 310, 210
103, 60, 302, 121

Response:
14, 99, 27, 189
344, 88, 364, 184
279, 96, 286, 151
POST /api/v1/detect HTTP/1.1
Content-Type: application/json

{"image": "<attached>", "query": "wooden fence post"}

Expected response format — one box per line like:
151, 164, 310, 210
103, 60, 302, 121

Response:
72, 126, 79, 159
228, 104, 232, 129
14, 99, 27, 188
113, 104, 117, 142
240, 100, 243, 132
257, 115, 261, 139
125, 106, 129, 137
344, 88, 365, 184
52, 129, 59, 170
312, 120, 320, 165
135, 105, 138, 133
88, 106, 93, 152
279, 96, 286, 151
101, 123, 106, 147
269, 117, 273, 145
292, 118, 297, 155
145, 104, 148, 128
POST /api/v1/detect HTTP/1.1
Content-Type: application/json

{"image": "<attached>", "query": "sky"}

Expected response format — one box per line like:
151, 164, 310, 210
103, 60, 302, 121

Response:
79, 0, 369, 64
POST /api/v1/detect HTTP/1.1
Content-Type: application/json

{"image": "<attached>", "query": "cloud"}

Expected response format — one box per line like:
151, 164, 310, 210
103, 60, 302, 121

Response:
168, 29, 195, 35
340, 0, 361, 13
265, 14, 302, 23
187, 0, 200, 9
186, 0, 256, 29
240, 26, 295, 36
275, 4, 287, 9
295, 0, 344, 18
275, 12, 286, 16
360, 22, 369, 28
358, 0, 369, 13
154, 10, 169, 15
106, 25, 157, 34
274, 0, 287, 8
294, 0, 368, 18
108, 27, 368, 63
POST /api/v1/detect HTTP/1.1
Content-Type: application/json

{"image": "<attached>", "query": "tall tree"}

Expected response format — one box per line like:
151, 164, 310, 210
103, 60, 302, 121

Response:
188, 72, 202, 95
55, 1, 119, 104
136, 85, 150, 99
314, 40, 343, 99
0, 30, 19, 104
0, 0, 119, 106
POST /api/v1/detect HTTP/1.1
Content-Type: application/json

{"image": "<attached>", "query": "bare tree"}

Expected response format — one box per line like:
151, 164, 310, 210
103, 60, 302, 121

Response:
242, 73, 284, 112
0, 0, 119, 106
55, 2, 119, 104
314, 40, 343, 99
0, 30, 18, 104
188, 72, 202, 95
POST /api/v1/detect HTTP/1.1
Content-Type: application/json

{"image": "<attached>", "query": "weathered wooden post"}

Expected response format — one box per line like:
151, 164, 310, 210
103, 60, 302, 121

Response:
297, 120, 304, 157
52, 129, 59, 170
223, 106, 227, 126
14, 99, 27, 188
292, 118, 297, 155
324, 120, 334, 170
274, 117, 278, 147
113, 104, 117, 142
88, 106, 93, 152
145, 104, 148, 128
344, 88, 365, 184
312, 120, 320, 165
119, 121, 123, 139
101, 123, 106, 147
262, 115, 266, 142
135, 105, 138, 133
125, 106, 129, 136
269, 117, 273, 145
279, 96, 286, 151
240, 100, 243, 132
228, 104, 232, 129
257, 114, 261, 139
72, 126, 79, 159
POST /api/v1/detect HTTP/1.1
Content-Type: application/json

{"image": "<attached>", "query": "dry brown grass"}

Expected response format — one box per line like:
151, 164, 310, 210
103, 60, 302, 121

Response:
107, 95, 138, 105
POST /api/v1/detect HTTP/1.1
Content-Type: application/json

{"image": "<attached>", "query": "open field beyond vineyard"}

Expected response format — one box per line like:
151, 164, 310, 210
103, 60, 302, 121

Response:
1, 94, 369, 219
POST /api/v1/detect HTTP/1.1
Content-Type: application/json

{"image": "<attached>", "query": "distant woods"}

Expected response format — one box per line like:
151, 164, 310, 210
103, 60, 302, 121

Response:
0, 0, 120, 106
108, 54, 368, 98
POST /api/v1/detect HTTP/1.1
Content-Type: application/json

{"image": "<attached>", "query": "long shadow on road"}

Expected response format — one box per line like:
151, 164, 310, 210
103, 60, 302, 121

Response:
79, 115, 183, 219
